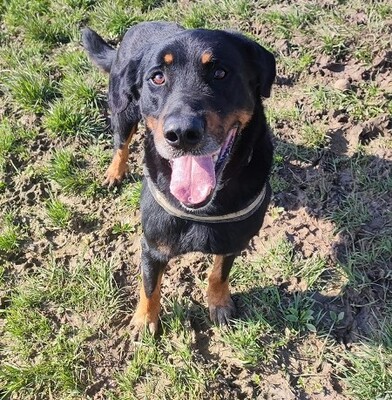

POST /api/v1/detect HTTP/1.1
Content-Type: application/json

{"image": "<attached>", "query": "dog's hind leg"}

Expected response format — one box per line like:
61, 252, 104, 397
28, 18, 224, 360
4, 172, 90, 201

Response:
207, 254, 237, 325
131, 237, 168, 337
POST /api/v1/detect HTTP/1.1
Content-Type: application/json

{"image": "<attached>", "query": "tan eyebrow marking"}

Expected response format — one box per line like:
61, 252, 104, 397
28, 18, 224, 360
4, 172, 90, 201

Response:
201, 51, 213, 64
163, 53, 174, 64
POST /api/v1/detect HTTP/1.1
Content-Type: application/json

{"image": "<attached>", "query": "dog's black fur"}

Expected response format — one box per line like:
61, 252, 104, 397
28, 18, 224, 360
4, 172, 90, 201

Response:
83, 22, 275, 333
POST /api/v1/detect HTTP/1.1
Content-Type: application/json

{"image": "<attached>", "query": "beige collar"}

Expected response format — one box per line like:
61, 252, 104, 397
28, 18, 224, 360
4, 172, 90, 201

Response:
145, 175, 268, 223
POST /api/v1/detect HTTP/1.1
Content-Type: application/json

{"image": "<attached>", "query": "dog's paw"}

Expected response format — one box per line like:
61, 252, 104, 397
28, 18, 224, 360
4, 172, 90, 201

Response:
208, 297, 236, 326
103, 162, 128, 187
130, 312, 160, 340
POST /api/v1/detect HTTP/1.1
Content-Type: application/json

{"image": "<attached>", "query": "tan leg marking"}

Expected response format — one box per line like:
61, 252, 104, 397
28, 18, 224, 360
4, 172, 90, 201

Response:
131, 273, 163, 336
104, 125, 137, 186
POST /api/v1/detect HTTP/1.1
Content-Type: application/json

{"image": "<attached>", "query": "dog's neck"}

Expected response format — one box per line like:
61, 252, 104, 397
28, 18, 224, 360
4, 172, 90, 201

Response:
144, 167, 269, 223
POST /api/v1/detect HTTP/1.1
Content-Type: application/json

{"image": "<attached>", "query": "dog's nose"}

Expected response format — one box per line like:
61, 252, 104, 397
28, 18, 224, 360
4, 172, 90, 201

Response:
163, 115, 204, 149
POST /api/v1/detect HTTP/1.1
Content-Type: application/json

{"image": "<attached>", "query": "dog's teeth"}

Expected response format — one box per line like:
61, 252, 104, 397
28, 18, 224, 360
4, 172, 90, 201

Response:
213, 154, 218, 163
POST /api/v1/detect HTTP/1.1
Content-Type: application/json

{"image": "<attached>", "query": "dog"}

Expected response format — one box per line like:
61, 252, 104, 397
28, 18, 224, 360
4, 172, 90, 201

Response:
82, 22, 275, 335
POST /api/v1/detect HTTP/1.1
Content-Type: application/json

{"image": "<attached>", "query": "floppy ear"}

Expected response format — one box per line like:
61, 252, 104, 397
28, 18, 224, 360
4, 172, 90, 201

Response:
249, 41, 276, 98
103, 22, 184, 116
227, 32, 276, 98
82, 27, 115, 73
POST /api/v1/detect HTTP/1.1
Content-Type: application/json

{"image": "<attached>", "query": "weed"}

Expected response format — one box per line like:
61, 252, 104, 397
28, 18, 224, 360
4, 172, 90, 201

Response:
44, 99, 106, 138
270, 174, 290, 193
120, 180, 143, 210
47, 149, 100, 196
4, 63, 57, 113
283, 293, 318, 333
337, 344, 392, 399
0, 212, 21, 254
46, 197, 72, 228
112, 221, 135, 234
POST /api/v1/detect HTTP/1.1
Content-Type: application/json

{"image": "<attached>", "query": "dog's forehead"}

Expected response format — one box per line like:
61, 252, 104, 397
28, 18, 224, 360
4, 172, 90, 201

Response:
150, 30, 243, 66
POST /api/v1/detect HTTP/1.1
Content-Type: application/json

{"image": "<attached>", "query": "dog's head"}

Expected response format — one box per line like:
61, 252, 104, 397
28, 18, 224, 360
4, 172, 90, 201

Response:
83, 23, 275, 209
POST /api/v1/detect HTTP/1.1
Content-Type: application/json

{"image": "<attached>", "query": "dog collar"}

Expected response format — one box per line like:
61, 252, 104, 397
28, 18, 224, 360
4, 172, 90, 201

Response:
145, 174, 269, 224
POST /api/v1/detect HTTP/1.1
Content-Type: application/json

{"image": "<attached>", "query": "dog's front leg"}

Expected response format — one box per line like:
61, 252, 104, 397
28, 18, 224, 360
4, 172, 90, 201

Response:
104, 119, 138, 186
207, 254, 237, 325
131, 237, 168, 336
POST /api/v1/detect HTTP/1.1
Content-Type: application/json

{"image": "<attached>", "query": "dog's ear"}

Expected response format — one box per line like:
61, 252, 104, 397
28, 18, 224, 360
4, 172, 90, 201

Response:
228, 32, 276, 98
82, 28, 115, 73
85, 23, 183, 117
248, 40, 276, 98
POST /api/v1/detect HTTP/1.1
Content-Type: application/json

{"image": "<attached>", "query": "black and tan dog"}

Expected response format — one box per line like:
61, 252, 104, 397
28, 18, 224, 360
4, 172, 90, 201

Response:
82, 22, 275, 334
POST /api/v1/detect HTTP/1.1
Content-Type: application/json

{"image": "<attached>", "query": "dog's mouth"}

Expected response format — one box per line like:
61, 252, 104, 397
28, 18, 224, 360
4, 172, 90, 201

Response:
169, 126, 238, 208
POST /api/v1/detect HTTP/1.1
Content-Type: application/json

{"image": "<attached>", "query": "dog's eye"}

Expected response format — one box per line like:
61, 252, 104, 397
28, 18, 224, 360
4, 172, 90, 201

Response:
213, 68, 226, 80
151, 72, 165, 85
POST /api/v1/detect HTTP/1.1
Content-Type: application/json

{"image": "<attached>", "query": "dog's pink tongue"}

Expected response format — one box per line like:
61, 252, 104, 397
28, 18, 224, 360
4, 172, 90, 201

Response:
170, 155, 216, 205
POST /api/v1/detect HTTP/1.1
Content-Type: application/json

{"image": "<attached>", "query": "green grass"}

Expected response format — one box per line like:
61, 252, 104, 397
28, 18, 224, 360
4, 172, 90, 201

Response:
231, 238, 329, 291
46, 196, 72, 228
330, 191, 371, 235
0, 212, 21, 254
47, 149, 100, 196
0, 257, 122, 398
44, 99, 106, 138
120, 180, 143, 210
309, 84, 386, 122
112, 221, 135, 234
336, 343, 392, 399
59, 70, 105, 106
301, 122, 328, 148
219, 319, 277, 365
0, 118, 17, 173
4, 67, 57, 113
114, 298, 216, 400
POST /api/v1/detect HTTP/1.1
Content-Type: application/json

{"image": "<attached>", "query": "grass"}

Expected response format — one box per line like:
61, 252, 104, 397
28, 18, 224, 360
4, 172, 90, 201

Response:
330, 191, 371, 235
308, 83, 386, 122
46, 196, 72, 228
114, 298, 216, 399
0, 257, 122, 398
112, 221, 135, 234
0, 213, 21, 254
335, 343, 392, 399
47, 149, 101, 196
0, 119, 17, 173
219, 319, 277, 365
119, 180, 143, 210
0, 0, 391, 398
44, 99, 106, 138
2, 61, 57, 113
